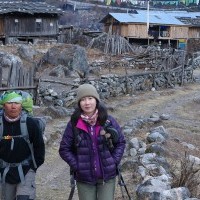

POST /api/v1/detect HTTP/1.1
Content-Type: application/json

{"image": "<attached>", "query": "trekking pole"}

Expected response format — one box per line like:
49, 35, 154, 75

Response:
118, 172, 125, 199
117, 166, 132, 200
68, 169, 76, 200
119, 173, 132, 200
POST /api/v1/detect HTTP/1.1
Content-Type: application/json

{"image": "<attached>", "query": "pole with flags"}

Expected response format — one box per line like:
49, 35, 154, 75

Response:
147, 0, 150, 34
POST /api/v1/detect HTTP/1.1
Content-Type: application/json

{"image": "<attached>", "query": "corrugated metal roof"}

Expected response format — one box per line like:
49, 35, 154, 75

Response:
108, 11, 188, 25
0, 1, 63, 15
164, 11, 200, 18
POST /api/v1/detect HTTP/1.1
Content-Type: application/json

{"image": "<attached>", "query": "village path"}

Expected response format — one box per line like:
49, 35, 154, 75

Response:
35, 69, 200, 200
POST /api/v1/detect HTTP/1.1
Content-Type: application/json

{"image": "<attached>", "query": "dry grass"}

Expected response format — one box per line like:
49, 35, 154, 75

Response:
169, 152, 200, 198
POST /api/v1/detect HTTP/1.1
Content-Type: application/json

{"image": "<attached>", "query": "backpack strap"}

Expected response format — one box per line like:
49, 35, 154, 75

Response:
0, 156, 32, 183
74, 127, 82, 149
20, 112, 37, 169
0, 111, 3, 140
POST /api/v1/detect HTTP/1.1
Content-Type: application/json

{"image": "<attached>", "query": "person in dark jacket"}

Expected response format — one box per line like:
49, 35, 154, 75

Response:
0, 91, 45, 200
59, 83, 126, 200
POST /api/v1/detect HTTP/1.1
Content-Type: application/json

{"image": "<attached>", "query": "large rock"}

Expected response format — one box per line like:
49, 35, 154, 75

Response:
136, 175, 171, 200
161, 187, 191, 200
18, 44, 37, 61
41, 44, 89, 78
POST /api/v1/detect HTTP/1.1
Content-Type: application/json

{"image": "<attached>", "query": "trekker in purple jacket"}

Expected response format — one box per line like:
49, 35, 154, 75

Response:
59, 83, 126, 200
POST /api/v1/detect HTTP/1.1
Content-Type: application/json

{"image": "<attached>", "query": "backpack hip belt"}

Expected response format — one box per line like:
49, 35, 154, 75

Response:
0, 156, 32, 184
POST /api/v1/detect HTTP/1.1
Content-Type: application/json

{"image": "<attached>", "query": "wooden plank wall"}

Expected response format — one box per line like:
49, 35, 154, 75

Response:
5, 16, 58, 36
188, 27, 200, 38
170, 26, 188, 39
0, 63, 37, 101
0, 18, 4, 36
104, 21, 195, 40
127, 24, 147, 38
0, 63, 35, 88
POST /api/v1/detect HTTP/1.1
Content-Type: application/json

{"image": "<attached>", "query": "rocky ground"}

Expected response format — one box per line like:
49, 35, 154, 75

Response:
35, 68, 200, 199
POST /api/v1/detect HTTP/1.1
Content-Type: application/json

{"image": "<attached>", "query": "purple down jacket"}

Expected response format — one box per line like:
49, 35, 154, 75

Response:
59, 115, 126, 185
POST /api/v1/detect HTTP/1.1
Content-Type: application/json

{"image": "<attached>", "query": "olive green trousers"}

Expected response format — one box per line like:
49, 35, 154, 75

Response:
77, 178, 116, 200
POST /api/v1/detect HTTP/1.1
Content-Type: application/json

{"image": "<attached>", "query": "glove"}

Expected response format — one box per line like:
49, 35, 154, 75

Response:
103, 120, 119, 143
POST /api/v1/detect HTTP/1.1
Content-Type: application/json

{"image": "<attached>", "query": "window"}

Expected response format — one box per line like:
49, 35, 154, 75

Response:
36, 19, 42, 23
36, 19, 42, 32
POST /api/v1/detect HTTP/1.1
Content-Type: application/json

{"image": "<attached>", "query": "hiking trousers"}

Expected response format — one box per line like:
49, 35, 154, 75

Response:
77, 177, 116, 200
0, 169, 36, 200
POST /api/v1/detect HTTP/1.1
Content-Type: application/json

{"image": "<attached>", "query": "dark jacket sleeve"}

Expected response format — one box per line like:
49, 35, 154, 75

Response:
59, 121, 78, 172
27, 117, 45, 170
108, 115, 126, 165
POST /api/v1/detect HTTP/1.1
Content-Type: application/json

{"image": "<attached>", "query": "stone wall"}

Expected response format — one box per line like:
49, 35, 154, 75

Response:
39, 66, 194, 107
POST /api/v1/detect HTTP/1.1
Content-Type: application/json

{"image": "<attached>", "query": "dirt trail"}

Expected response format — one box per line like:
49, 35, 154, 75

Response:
36, 77, 200, 199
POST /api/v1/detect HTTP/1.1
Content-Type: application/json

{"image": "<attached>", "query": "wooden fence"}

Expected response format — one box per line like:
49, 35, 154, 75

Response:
0, 62, 38, 102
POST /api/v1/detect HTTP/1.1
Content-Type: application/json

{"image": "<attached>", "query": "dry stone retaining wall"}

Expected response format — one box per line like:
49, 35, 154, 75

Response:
39, 66, 194, 107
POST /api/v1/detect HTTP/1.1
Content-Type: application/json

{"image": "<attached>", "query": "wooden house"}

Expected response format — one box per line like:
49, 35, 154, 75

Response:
0, 1, 63, 44
100, 10, 200, 49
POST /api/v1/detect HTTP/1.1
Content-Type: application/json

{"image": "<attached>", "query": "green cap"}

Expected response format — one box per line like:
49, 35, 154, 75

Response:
0, 91, 22, 105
